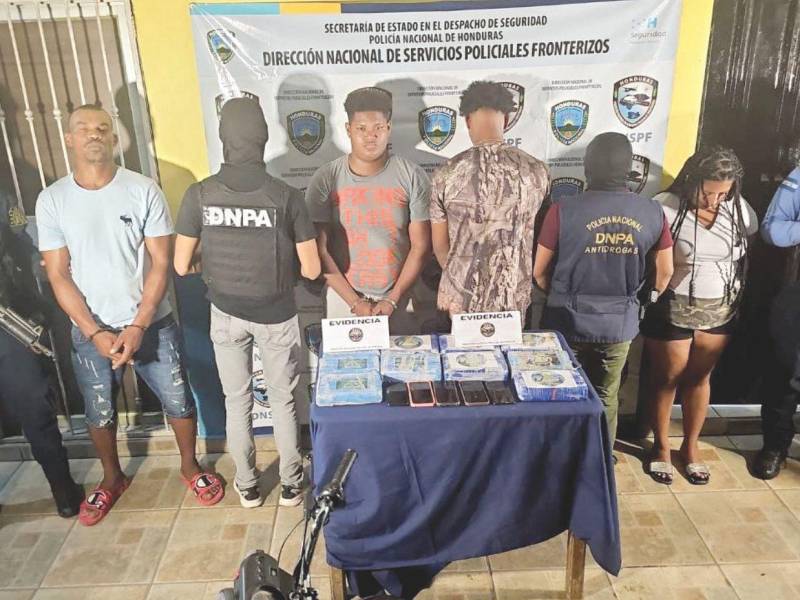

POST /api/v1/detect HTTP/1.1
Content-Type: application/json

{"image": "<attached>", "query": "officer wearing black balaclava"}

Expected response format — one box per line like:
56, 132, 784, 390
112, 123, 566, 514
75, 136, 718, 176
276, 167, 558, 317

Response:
0, 189, 83, 517
173, 97, 321, 509
533, 132, 674, 449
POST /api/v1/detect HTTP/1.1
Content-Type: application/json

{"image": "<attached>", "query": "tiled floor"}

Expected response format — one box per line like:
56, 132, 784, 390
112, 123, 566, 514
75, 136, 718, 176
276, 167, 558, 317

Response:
0, 437, 799, 600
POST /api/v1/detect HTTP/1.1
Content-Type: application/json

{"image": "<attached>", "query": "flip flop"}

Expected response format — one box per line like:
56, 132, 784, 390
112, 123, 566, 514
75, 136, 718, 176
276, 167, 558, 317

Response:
646, 460, 674, 485
183, 472, 225, 506
78, 478, 131, 526
686, 463, 710, 485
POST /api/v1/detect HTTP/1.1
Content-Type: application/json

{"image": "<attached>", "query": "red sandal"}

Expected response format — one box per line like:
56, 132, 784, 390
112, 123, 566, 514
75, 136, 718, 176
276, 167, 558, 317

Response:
78, 478, 131, 526
183, 472, 225, 506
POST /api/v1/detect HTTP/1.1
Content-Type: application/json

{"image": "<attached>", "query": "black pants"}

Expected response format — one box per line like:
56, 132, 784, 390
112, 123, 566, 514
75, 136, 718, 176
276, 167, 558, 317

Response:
0, 329, 73, 490
761, 351, 799, 453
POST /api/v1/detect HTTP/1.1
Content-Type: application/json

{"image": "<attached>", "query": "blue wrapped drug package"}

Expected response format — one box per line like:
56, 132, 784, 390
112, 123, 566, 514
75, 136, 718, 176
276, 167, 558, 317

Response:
443, 349, 508, 382
315, 370, 383, 406
512, 369, 588, 402
388, 334, 440, 352
501, 332, 563, 352
317, 351, 380, 375
506, 349, 573, 372
381, 350, 442, 383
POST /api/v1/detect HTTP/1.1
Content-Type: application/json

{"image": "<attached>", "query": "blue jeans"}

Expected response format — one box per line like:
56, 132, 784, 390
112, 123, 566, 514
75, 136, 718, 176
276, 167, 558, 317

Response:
70, 315, 194, 428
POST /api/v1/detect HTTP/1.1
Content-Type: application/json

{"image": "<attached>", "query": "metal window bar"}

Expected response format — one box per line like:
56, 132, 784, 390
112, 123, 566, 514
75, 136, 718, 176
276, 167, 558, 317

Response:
0, 0, 166, 438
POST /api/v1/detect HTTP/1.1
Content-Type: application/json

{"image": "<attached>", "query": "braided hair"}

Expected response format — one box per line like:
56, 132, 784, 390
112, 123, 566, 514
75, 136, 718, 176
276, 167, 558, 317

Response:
665, 146, 748, 305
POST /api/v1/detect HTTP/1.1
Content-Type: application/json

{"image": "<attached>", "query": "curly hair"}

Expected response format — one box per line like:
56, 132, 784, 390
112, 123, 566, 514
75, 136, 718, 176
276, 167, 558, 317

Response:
344, 87, 392, 121
458, 81, 515, 117
666, 145, 748, 305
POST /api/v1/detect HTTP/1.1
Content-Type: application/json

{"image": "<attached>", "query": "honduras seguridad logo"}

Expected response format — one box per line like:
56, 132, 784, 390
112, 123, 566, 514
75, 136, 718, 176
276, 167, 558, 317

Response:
550, 100, 589, 145
419, 106, 456, 151
214, 91, 258, 118
499, 82, 525, 132
206, 29, 236, 64
628, 154, 651, 193
614, 76, 658, 128
288, 111, 325, 155
550, 177, 585, 201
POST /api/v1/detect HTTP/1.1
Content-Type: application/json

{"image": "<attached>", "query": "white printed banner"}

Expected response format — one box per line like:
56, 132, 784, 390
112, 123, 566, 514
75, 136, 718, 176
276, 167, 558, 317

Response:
190, 0, 683, 427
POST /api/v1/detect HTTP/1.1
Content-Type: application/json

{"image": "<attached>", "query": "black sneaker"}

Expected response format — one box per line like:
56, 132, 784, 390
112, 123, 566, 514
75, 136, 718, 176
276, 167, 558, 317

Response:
279, 485, 304, 507
233, 480, 263, 508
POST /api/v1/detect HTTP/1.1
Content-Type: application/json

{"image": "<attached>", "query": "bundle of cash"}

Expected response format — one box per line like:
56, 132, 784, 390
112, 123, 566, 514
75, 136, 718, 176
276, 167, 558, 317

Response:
381, 350, 442, 383
442, 349, 508, 382
501, 331, 563, 352
388, 334, 440, 352
512, 369, 588, 402
506, 349, 573, 373
315, 371, 383, 406
318, 351, 381, 375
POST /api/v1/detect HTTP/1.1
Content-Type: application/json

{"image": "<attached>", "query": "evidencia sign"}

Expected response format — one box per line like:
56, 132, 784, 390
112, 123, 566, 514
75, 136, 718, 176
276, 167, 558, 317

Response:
452, 311, 522, 347
322, 316, 389, 353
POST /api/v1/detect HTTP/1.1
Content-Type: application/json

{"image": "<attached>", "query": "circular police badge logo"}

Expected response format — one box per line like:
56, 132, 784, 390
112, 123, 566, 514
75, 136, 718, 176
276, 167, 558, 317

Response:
499, 82, 525, 132
550, 100, 589, 145
206, 29, 236, 64
480, 322, 496, 338
288, 110, 325, 155
550, 177, 585, 201
348, 328, 364, 342
628, 154, 651, 193
253, 383, 270, 408
394, 335, 422, 349
613, 76, 658, 128
419, 106, 456, 151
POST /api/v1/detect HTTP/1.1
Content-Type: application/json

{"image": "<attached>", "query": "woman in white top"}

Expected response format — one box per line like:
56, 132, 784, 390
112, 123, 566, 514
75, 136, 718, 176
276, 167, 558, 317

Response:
640, 147, 757, 485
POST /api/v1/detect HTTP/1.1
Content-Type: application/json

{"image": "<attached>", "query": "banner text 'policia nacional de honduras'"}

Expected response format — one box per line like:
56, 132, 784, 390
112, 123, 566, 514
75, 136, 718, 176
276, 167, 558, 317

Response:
191, 0, 681, 201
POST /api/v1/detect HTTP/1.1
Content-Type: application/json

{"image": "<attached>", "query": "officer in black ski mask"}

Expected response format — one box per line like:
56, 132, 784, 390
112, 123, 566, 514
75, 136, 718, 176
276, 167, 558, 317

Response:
0, 188, 83, 517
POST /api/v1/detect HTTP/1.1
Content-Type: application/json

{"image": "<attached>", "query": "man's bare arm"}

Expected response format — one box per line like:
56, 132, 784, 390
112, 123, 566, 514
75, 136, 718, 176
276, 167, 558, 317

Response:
533, 244, 556, 293
296, 239, 322, 280
174, 234, 200, 276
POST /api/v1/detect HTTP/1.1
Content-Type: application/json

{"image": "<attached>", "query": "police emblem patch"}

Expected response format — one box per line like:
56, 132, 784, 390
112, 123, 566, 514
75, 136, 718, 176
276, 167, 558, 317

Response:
480, 322, 496, 338
287, 110, 325, 155
215, 91, 259, 118
419, 106, 456, 151
613, 76, 658, 128
550, 100, 589, 145
628, 154, 651, 193
348, 328, 364, 343
207, 29, 236, 64
550, 177, 585, 201
499, 82, 524, 132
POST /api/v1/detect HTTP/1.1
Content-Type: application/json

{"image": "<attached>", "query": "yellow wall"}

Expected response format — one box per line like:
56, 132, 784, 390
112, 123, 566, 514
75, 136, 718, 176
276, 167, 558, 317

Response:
131, 0, 714, 212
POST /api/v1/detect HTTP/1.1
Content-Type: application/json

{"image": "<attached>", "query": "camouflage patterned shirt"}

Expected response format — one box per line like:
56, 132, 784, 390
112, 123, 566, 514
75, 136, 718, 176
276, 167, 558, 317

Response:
430, 142, 548, 315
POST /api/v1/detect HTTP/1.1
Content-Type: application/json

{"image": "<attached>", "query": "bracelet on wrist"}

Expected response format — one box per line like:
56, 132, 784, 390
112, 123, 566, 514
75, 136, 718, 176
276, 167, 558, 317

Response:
382, 298, 398, 310
349, 297, 368, 311
126, 323, 147, 332
88, 327, 110, 342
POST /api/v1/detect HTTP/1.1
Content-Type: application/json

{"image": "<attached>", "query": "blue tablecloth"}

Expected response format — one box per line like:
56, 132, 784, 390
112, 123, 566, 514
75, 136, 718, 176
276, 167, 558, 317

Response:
310, 340, 621, 598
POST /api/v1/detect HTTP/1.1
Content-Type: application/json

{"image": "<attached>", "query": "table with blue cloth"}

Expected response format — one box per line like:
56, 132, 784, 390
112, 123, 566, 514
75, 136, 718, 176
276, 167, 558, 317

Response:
310, 344, 621, 600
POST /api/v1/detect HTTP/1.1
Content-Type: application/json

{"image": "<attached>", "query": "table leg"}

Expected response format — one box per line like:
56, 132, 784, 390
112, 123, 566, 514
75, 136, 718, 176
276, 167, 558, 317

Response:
565, 531, 586, 600
330, 565, 347, 600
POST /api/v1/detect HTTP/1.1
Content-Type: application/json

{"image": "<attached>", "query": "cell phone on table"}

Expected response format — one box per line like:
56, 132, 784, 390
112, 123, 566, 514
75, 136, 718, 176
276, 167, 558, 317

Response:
459, 381, 490, 406
433, 381, 460, 406
408, 382, 435, 407
385, 383, 409, 407
484, 381, 516, 405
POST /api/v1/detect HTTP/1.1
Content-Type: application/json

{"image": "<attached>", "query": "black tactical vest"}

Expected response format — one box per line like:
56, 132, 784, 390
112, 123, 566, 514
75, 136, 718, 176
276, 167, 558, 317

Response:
542, 190, 664, 343
199, 175, 297, 299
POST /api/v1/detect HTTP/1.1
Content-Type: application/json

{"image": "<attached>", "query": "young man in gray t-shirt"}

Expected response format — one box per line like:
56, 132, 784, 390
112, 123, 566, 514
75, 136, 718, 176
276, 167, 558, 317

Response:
305, 87, 431, 333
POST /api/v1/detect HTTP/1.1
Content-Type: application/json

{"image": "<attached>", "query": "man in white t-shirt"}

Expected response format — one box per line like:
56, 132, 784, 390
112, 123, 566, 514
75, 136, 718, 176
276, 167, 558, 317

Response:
37, 105, 224, 525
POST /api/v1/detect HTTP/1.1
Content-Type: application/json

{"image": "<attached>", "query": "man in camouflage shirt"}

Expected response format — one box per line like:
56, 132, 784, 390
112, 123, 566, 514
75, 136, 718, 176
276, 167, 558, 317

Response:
430, 81, 549, 316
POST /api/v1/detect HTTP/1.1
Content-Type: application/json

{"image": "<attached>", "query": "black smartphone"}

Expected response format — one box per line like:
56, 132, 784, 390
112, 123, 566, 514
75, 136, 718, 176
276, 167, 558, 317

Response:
484, 381, 516, 405
385, 383, 409, 407
408, 382, 435, 407
433, 381, 460, 406
459, 381, 490, 406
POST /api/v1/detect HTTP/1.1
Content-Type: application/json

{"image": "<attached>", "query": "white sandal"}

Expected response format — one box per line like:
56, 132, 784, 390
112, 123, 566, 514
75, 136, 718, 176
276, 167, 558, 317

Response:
647, 460, 674, 485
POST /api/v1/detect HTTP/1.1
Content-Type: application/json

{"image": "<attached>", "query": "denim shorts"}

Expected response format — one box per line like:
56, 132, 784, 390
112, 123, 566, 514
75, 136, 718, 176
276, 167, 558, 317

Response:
70, 315, 195, 428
